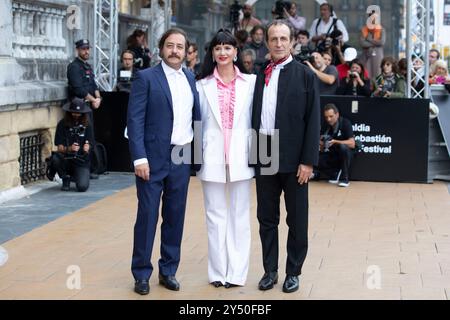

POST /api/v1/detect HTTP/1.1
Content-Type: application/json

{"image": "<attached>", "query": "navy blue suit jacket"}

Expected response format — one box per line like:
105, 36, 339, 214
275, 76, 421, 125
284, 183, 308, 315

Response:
127, 63, 201, 173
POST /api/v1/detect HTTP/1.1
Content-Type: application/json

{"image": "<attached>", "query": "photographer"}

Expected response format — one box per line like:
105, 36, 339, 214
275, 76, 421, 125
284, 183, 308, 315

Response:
337, 59, 371, 97
372, 56, 406, 98
292, 30, 314, 61
282, 2, 306, 33
115, 50, 136, 93
315, 104, 355, 187
309, 3, 349, 52
127, 29, 151, 70
46, 98, 94, 192
304, 52, 338, 95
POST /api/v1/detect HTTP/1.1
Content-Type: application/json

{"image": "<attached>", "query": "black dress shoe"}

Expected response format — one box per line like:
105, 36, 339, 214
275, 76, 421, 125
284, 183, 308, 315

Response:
224, 282, 239, 289
211, 281, 223, 288
258, 271, 278, 291
282, 275, 299, 293
134, 280, 150, 295
159, 274, 180, 291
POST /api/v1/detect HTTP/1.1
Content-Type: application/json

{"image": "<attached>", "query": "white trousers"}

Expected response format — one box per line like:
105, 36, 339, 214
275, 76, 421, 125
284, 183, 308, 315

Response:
201, 178, 252, 286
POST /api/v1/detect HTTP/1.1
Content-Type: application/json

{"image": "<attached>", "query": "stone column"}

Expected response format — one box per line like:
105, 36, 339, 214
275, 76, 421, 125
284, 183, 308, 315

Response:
0, 0, 13, 57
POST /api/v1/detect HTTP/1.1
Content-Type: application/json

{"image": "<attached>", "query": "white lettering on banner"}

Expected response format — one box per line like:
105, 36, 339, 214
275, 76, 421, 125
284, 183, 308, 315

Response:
353, 123, 393, 154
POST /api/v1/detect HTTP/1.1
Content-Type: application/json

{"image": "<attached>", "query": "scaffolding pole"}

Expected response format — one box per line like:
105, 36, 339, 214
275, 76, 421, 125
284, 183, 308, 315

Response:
406, 0, 431, 99
93, 0, 119, 92
149, 0, 172, 66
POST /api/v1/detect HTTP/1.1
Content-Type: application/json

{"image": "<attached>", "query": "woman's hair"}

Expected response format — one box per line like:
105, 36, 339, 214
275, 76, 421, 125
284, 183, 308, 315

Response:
431, 60, 449, 76
350, 59, 367, 80
64, 112, 89, 127
197, 29, 249, 80
127, 29, 146, 48
380, 56, 398, 74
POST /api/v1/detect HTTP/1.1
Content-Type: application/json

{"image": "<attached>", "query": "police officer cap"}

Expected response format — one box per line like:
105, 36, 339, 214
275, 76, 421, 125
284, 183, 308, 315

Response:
75, 39, 90, 49
62, 97, 92, 113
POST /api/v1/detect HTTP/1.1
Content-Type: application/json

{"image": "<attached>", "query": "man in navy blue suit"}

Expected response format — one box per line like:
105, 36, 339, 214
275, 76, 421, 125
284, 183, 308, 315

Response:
127, 28, 201, 295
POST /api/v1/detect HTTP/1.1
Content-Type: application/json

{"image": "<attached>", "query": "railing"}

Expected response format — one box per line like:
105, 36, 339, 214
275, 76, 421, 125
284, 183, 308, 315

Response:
19, 131, 46, 185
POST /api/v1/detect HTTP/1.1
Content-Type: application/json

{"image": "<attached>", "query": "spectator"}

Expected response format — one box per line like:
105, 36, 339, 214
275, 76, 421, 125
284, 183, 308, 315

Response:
429, 60, 450, 85
241, 49, 256, 74
398, 58, 408, 79
234, 29, 250, 52
240, 4, 262, 33
322, 51, 333, 66
429, 49, 440, 66
372, 57, 406, 98
304, 52, 338, 95
127, 29, 151, 70
337, 59, 371, 97
283, 2, 307, 33
360, 12, 385, 79
116, 50, 136, 93
309, 3, 349, 51
292, 30, 314, 58
243, 26, 269, 73
319, 29, 350, 66
314, 103, 356, 188
186, 43, 202, 76
337, 47, 367, 80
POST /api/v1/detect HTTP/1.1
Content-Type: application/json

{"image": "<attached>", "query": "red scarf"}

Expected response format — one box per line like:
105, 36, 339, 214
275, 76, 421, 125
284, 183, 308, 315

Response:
264, 56, 289, 86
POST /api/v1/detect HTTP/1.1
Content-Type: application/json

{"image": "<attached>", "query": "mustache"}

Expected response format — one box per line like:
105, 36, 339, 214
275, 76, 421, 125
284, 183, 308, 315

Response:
168, 54, 181, 59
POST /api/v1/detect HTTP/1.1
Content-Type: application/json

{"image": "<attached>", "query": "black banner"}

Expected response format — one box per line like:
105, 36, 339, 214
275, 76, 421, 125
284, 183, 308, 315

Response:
320, 96, 429, 183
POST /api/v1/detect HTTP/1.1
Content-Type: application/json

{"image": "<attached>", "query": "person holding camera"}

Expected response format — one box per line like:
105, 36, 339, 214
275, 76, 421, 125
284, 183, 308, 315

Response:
292, 30, 314, 62
309, 3, 349, 52
315, 103, 355, 188
127, 29, 151, 71
46, 98, 94, 192
304, 52, 338, 95
372, 56, 406, 98
337, 59, 371, 97
115, 50, 136, 93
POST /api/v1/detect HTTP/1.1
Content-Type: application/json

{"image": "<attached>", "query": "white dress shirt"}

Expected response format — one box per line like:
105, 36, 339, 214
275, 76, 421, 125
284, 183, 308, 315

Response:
260, 55, 293, 136
309, 17, 349, 43
133, 61, 194, 167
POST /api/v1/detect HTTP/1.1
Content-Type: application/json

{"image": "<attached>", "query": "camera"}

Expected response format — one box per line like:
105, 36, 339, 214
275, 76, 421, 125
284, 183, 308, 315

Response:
273, 0, 289, 19
69, 124, 86, 144
294, 46, 312, 64
321, 134, 333, 152
317, 29, 342, 53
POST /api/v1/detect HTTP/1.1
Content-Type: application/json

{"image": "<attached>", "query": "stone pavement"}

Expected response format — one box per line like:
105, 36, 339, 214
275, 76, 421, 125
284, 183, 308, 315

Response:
0, 178, 450, 300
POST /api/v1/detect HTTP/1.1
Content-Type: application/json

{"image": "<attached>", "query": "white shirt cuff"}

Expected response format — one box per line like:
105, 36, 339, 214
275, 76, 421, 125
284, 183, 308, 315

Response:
133, 158, 148, 167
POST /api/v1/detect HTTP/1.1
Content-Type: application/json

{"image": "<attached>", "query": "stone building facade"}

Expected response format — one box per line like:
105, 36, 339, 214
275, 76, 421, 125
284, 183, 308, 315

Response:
0, 0, 231, 194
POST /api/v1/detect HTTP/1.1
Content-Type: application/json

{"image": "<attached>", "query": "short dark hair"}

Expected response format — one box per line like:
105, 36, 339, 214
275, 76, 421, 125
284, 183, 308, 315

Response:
324, 103, 339, 114
189, 43, 198, 52
430, 48, 440, 59
296, 30, 310, 39
265, 20, 295, 43
158, 28, 189, 55
121, 50, 134, 62
250, 25, 265, 37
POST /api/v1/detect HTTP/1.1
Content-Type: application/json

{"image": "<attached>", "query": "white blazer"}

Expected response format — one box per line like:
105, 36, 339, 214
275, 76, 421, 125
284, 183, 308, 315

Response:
196, 73, 256, 183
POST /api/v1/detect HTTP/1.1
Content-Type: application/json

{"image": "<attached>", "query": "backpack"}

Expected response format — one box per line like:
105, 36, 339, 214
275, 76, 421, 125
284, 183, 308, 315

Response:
91, 142, 108, 174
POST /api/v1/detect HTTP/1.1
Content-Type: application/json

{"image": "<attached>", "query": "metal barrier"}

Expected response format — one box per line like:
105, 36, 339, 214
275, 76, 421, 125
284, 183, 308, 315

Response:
19, 131, 45, 185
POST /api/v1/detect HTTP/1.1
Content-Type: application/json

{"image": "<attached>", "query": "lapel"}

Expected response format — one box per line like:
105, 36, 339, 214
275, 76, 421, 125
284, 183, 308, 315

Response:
275, 61, 294, 128
154, 63, 173, 111
202, 77, 223, 130
233, 75, 249, 129
253, 70, 265, 129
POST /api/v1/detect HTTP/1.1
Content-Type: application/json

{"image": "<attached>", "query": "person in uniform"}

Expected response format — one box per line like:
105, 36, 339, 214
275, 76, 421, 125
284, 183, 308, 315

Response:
67, 39, 102, 178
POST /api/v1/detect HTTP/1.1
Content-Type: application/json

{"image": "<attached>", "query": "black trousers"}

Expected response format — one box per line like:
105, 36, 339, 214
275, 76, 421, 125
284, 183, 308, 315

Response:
255, 172, 309, 276
318, 144, 353, 179
52, 153, 90, 192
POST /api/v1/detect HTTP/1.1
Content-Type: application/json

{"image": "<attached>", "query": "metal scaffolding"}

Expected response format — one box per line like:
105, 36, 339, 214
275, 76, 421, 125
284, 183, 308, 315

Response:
149, 0, 172, 66
406, 0, 431, 99
93, 0, 119, 92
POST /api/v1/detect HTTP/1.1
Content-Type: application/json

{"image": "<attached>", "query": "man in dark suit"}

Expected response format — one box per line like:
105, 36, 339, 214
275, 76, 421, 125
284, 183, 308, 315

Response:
251, 20, 320, 293
127, 28, 201, 295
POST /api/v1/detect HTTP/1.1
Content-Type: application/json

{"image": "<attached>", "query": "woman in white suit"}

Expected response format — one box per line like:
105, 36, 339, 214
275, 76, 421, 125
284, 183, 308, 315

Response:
196, 29, 256, 288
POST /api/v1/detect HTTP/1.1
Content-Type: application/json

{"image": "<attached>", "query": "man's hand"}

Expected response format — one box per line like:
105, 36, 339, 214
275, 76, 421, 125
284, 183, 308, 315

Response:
83, 141, 90, 153
135, 163, 150, 181
70, 143, 80, 153
91, 98, 101, 109
297, 164, 313, 185
305, 60, 315, 71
